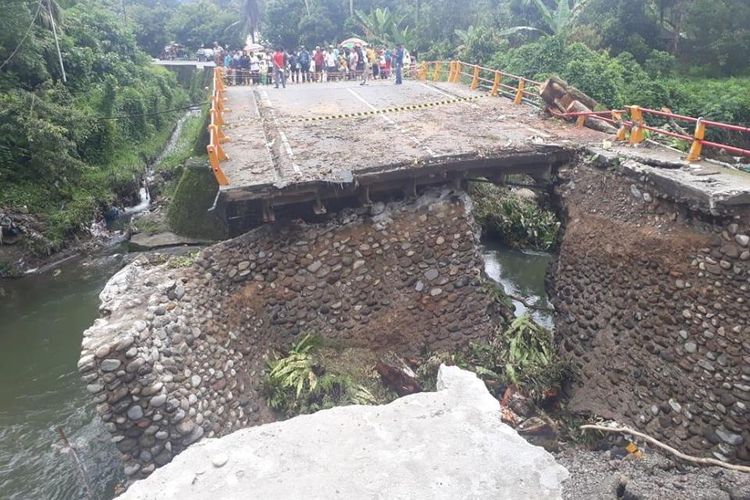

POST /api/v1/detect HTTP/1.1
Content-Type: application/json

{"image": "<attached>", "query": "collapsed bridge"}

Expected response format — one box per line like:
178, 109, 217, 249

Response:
79, 62, 750, 486
208, 75, 597, 234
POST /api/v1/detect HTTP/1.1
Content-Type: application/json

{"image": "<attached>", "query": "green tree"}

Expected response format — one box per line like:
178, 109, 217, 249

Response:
503, 0, 592, 36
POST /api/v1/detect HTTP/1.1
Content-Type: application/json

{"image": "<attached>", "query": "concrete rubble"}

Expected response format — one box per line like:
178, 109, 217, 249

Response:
120, 365, 569, 500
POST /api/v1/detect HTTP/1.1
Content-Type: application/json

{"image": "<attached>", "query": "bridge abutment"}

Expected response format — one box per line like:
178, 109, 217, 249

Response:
553, 160, 750, 464
79, 189, 504, 481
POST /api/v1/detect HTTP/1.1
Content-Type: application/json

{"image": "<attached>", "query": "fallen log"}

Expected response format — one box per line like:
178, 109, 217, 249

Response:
581, 423, 750, 474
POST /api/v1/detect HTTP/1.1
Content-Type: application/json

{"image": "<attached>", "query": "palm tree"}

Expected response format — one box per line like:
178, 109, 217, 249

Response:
503, 0, 591, 36
227, 0, 261, 43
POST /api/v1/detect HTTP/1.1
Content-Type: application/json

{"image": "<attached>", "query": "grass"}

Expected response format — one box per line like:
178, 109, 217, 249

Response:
167, 251, 200, 269
154, 109, 207, 175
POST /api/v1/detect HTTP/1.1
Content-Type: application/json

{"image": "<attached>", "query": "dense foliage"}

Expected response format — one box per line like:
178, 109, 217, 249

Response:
0, 0, 190, 251
265, 334, 379, 417
2, 0, 748, 254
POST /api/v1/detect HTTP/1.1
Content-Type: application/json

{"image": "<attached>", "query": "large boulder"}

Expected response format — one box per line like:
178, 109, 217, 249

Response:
120, 366, 568, 500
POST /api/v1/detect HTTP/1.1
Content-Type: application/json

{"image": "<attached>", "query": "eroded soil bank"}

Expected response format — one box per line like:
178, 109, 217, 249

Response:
553, 158, 750, 464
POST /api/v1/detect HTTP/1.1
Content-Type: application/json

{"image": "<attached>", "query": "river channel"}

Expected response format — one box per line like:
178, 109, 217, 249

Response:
0, 241, 553, 499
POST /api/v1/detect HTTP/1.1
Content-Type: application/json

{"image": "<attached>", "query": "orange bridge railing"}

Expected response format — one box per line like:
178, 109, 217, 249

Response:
417, 60, 750, 162
207, 67, 230, 186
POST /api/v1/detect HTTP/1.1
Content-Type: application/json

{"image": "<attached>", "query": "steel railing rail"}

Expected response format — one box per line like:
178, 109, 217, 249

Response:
417, 59, 749, 162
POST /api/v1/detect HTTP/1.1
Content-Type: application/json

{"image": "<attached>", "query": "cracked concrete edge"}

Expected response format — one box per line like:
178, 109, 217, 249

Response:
585, 146, 750, 215
120, 365, 569, 500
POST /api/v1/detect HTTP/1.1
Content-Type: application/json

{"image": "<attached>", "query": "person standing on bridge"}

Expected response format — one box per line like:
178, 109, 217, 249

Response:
394, 43, 404, 85
289, 50, 300, 83
325, 49, 337, 81
272, 47, 286, 89
355, 45, 367, 86
313, 47, 325, 82
299, 46, 311, 83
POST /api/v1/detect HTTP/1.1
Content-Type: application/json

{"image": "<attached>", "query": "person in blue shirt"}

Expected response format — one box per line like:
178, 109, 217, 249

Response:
299, 47, 311, 83
394, 44, 404, 85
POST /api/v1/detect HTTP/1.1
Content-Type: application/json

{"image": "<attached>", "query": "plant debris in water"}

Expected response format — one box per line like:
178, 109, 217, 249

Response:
469, 181, 560, 251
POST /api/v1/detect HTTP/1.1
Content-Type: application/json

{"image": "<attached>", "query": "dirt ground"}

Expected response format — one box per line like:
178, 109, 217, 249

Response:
557, 445, 750, 499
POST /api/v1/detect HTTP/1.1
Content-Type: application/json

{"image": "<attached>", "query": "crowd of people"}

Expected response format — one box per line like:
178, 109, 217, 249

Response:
208, 42, 415, 89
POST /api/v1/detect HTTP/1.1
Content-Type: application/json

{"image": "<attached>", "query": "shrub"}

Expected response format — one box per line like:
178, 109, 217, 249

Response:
467, 315, 575, 401
265, 334, 380, 417
469, 181, 560, 251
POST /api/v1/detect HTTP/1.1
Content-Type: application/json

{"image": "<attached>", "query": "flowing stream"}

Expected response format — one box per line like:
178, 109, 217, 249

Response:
122, 107, 201, 219
0, 253, 126, 500
0, 107, 201, 499
482, 240, 555, 329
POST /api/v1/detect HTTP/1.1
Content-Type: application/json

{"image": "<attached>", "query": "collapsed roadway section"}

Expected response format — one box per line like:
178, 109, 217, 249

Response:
212, 79, 602, 234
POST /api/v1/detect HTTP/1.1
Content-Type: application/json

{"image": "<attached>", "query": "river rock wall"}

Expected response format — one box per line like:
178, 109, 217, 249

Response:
78, 190, 498, 481
553, 160, 750, 464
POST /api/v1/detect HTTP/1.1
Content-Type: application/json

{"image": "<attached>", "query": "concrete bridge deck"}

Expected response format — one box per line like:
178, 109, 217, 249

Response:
213, 78, 750, 231
219, 80, 600, 193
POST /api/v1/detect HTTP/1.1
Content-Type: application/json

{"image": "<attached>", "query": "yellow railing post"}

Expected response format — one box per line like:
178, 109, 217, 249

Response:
490, 71, 502, 96
513, 78, 525, 104
205, 67, 230, 187
610, 111, 626, 141
447, 61, 456, 82
207, 145, 230, 186
432, 62, 442, 81
687, 118, 705, 162
628, 106, 646, 145
470, 65, 480, 90
417, 62, 428, 80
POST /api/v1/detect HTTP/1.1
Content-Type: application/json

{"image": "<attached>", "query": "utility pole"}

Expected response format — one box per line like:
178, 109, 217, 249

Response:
48, 0, 67, 83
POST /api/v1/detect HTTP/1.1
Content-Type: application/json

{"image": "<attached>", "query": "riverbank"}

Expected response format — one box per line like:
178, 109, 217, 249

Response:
0, 103, 209, 279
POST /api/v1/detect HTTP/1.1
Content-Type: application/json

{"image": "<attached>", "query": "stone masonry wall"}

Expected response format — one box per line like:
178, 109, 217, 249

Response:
553, 161, 750, 464
78, 190, 499, 481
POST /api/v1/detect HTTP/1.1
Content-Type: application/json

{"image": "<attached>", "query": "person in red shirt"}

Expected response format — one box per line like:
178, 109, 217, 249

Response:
272, 47, 286, 89
313, 46, 325, 82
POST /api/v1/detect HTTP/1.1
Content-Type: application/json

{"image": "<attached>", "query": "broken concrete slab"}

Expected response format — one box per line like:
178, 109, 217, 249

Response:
120, 366, 569, 500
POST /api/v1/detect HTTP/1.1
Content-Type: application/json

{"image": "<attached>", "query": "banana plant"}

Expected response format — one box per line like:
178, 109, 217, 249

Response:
502, 0, 592, 36
354, 7, 409, 46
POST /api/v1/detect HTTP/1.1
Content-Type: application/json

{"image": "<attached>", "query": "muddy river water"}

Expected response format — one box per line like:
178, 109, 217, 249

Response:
0, 242, 553, 499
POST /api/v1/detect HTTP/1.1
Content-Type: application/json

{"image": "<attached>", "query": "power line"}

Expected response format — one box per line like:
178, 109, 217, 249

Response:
0, 0, 44, 72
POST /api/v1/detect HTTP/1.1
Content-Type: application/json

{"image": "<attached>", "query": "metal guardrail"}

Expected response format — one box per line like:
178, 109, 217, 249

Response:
207, 67, 230, 186
417, 61, 542, 106
417, 60, 750, 162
